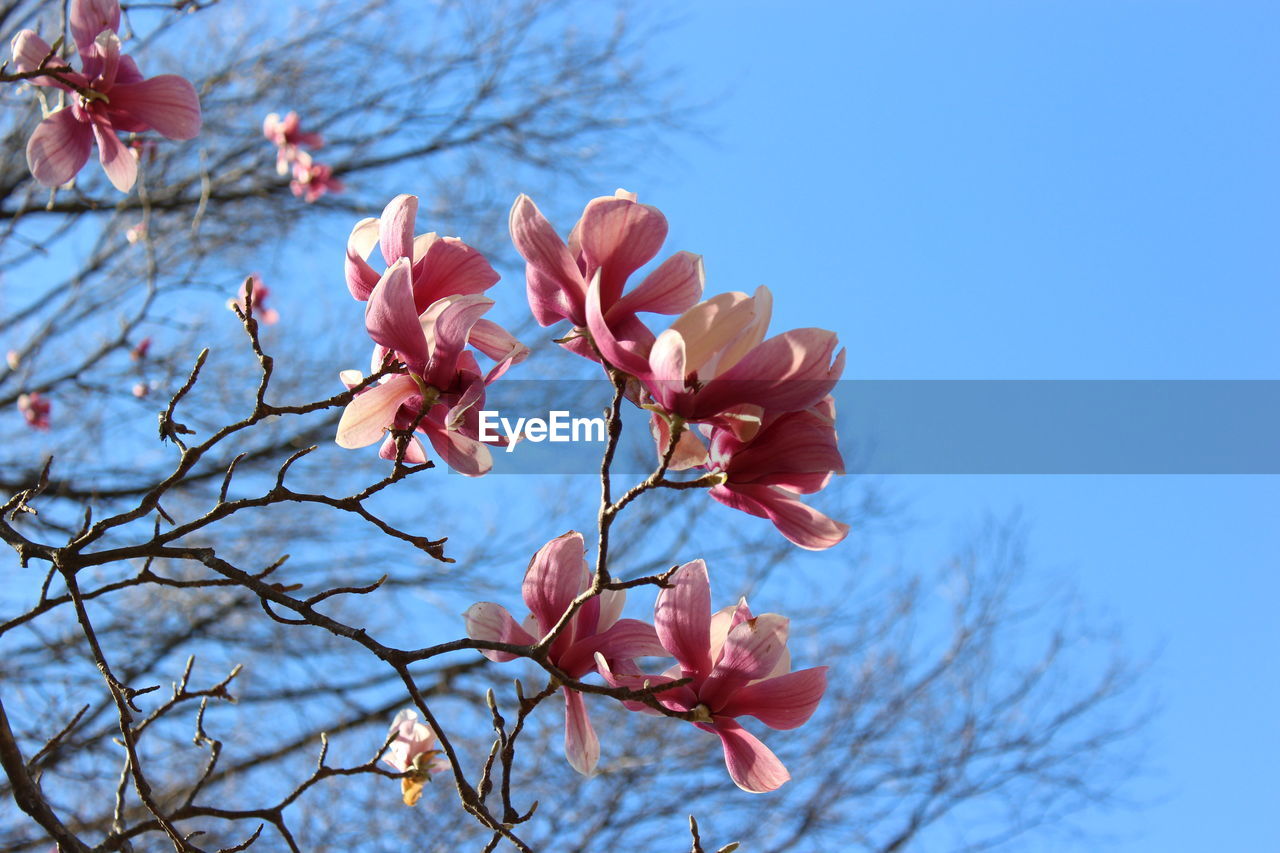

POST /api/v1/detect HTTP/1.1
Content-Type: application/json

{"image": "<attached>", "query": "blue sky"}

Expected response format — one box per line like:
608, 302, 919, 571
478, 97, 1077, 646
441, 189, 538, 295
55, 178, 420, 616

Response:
619, 1, 1278, 849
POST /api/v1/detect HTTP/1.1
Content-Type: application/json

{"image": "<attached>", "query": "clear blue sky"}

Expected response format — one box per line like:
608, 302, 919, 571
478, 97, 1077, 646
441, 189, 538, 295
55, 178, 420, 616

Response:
622, 1, 1278, 850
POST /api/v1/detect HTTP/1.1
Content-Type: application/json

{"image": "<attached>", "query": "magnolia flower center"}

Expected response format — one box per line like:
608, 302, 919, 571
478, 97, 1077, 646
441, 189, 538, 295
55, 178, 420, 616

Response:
690, 703, 714, 723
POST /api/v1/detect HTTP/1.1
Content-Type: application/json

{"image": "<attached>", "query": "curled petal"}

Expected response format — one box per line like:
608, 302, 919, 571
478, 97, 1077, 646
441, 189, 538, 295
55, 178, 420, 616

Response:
563, 688, 599, 776
468, 319, 529, 383
463, 602, 536, 662
586, 270, 652, 377
654, 560, 713, 678
709, 483, 849, 551
345, 217, 381, 300
708, 718, 791, 793
379, 194, 417, 265
717, 667, 828, 730
335, 373, 417, 448
577, 195, 668, 306
698, 329, 845, 418
557, 617, 667, 678
510, 194, 584, 325
612, 250, 704, 318
26, 109, 93, 188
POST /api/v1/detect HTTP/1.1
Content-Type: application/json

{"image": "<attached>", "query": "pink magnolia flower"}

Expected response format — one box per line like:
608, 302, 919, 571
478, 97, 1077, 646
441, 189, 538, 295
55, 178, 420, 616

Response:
226, 275, 278, 325
12, 0, 201, 192
17, 392, 51, 430
262, 110, 323, 175
335, 259, 525, 476
596, 285, 845, 429
289, 151, 343, 202
510, 190, 704, 361
464, 531, 667, 775
381, 709, 447, 806
704, 397, 849, 550
598, 561, 827, 793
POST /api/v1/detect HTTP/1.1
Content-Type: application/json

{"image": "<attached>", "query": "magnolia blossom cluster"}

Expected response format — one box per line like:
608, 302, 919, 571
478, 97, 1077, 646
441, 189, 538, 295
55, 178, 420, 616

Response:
464, 532, 826, 793
335, 194, 528, 475
12, 0, 201, 192
512, 191, 849, 550
262, 111, 342, 202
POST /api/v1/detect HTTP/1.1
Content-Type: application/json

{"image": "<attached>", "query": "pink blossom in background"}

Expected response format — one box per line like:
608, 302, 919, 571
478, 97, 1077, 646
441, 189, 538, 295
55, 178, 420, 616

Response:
464, 531, 666, 775
130, 337, 151, 360
6, 350, 20, 370
12, 0, 201, 192
125, 222, 146, 243
703, 397, 849, 550
263, 110, 323, 175
597, 561, 827, 793
288, 151, 342, 203
17, 392, 51, 430
510, 190, 703, 362
381, 709, 447, 806
131, 382, 149, 398
226, 275, 278, 324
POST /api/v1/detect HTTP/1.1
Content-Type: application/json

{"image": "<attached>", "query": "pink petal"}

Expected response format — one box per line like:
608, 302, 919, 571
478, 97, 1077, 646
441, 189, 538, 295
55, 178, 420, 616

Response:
378, 194, 417, 265
423, 423, 493, 477
700, 613, 790, 709
716, 667, 828, 730
709, 484, 850, 551
108, 75, 202, 140
26, 109, 93, 187
586, 270, 653, 377
91, 123, 137, 192
468, 319, 529, 383
664, 291, 757, 378
563, 688, 599, 776
365, 259, 428, 373
595, 654, 696, 715
334, 374, 418, 448
698, 329, 845, 418
412, 235, 502, 311
345, 217, 381, 300
708, 718, 791, 793
654, 560, 713, 678
70, 0, 120, 55
421, 294, 494, 389
377, 432, 427, 465
650, 413, 708, 471
612, 250, 704, 317
576, 195, 668, 306
557, 617, 668, 678
463, 602, 536, 662
509, 194, 585, 325
720, 407, 844, 493
522, 532, 589, 650
10, 31, 75, 84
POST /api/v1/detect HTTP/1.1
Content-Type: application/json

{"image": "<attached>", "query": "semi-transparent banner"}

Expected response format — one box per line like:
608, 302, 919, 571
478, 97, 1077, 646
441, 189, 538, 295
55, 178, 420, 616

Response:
470, 380, 1280, 474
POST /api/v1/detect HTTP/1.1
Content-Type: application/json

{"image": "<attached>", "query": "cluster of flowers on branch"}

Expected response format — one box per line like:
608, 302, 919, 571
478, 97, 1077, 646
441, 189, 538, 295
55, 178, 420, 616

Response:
464, 535, 826, 793
263, 110, 343, 202
335, 194, 529, 474
512, 190, 849, 549
10, 0, 201, 192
